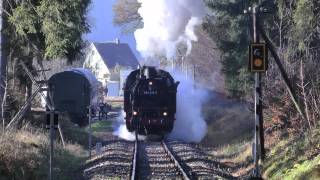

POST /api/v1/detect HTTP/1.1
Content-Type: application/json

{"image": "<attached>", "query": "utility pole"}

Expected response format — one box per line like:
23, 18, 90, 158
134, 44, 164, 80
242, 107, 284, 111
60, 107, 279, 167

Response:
0, 0, 8, 129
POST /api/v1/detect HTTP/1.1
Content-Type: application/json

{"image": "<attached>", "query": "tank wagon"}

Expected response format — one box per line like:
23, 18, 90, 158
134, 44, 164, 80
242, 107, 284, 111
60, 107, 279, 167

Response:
48, 68, 100, 126
124, 66, 179, 135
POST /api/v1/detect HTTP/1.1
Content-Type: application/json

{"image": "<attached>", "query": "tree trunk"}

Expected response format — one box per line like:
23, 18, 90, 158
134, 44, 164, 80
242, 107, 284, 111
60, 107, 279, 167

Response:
0, 0, 8, 125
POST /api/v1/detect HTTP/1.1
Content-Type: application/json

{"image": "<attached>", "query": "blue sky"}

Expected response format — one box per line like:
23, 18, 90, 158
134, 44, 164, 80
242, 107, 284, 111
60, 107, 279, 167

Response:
85, 0, 141, 59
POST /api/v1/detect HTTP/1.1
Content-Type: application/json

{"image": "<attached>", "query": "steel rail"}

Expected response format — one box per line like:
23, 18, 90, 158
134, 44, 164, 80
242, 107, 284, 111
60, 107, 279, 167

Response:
130, 135, 138, 180
161, 141, 191, 180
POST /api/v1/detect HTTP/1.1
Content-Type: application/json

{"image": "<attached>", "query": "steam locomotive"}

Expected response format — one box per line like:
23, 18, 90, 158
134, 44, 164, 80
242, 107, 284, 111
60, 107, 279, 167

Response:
123, 66, 179, 135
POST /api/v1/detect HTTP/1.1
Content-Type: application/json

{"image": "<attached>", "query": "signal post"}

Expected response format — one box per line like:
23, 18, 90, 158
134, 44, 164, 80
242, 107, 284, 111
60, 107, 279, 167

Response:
46, 111, 59, 180
244, 0, 309, 178
244, 4, 267, 178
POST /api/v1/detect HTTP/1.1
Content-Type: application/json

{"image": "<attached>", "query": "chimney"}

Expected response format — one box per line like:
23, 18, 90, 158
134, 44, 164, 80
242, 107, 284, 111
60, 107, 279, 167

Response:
115, 38, 120, 45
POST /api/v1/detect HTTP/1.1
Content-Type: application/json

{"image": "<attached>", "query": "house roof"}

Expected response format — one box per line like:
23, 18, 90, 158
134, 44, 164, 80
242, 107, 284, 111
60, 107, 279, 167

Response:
92, 42, 139, 69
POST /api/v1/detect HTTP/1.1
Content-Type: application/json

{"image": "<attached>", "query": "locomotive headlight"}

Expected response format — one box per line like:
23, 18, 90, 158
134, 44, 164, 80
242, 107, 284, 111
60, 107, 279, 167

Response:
149, 81, 153, 86
163, 112, 168, 116
133, 111, 138, 116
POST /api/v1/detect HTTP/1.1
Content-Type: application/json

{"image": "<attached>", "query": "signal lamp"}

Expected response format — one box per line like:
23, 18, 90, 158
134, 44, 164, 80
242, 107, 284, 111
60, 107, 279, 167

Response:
249, 43, 268, 72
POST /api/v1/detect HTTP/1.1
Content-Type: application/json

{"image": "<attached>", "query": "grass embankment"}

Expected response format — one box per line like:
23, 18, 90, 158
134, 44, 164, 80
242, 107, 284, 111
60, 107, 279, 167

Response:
0, 113, 90, 180
202, 95, 320, 179
0, 125, 87, 180
263, 128, 320, 179
202, 101, 253, 147
201, 97, 255, 178
0, 103, 119, 180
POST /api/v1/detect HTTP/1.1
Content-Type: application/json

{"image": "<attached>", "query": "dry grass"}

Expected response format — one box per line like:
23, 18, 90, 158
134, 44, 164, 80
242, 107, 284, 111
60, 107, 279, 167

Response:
202, 99, 254, 147
207, 140, 254, 178
201, 96, 255, 178
0, 123, 87, 180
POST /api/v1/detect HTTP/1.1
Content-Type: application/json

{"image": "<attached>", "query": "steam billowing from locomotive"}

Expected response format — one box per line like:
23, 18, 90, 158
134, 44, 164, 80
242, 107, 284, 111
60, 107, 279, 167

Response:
134, 0, 205, 58
114, 0, 208, 143
167, 70, 207, 142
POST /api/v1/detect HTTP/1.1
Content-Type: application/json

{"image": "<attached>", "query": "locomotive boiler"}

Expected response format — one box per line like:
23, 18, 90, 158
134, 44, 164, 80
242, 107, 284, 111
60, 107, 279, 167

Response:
123, 66, 179, 135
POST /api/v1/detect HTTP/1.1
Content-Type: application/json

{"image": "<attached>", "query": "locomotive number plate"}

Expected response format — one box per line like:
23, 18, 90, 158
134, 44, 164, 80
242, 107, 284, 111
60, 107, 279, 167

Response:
144, 90, 157, 95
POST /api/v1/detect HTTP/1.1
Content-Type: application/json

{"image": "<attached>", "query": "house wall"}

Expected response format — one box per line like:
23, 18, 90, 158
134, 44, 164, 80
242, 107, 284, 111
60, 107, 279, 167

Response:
119, 68, 133, 96
83, 44, 110, 87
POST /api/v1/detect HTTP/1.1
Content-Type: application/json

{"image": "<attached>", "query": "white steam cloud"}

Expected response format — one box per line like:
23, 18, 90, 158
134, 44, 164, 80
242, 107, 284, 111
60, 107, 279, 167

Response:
112, 111, 146, 141
113, 0, 208, 143
135, 0, 205, 58
167, 70, 207, 143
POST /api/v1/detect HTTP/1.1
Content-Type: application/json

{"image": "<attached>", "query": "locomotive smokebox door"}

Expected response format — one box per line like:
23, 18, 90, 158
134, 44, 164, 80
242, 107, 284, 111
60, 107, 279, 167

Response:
132, 117, 139, 127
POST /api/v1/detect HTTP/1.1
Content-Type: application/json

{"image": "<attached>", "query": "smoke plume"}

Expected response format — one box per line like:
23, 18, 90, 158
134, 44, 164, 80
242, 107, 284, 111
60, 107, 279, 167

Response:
135, 0, 205, 58
113, 0, 208, 143
167, 70, 207, 143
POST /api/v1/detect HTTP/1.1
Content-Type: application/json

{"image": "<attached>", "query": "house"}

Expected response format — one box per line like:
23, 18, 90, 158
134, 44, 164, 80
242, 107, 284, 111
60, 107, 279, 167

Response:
83, 40, 139, 96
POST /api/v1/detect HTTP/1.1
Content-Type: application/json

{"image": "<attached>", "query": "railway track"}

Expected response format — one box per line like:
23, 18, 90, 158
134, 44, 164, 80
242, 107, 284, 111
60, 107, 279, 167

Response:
84, 140, 134, 179
130, 138, 191, 180
84, 139, 235, 179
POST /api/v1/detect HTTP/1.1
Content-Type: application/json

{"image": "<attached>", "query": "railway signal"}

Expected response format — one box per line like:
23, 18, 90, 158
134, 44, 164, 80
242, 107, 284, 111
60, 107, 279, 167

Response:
244, 3, 267, 179
249, 43, 268, 72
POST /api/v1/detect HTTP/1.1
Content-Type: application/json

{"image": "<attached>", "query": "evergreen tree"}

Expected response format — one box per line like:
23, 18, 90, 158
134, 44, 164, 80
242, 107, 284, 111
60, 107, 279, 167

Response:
204, 0, 253, 98
1, 0, 91, 121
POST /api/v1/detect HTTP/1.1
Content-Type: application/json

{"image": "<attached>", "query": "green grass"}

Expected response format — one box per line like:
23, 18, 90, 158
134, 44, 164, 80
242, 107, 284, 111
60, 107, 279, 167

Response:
59, 114, 92, 147
283, 155, 320, 180
263, 128, 320, 180
89, 120, 112, 132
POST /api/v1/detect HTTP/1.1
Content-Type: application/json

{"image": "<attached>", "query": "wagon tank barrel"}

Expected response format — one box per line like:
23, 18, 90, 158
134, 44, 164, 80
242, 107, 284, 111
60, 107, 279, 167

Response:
48, 68, 103, 127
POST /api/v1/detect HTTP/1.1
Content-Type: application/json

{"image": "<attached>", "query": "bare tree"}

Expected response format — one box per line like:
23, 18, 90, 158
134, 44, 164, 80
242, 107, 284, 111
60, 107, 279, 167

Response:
113, 0, 142, 33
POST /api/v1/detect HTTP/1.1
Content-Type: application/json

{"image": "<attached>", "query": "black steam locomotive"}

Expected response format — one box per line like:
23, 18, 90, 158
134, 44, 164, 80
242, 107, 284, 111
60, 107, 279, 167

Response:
124, 66, 179, 135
